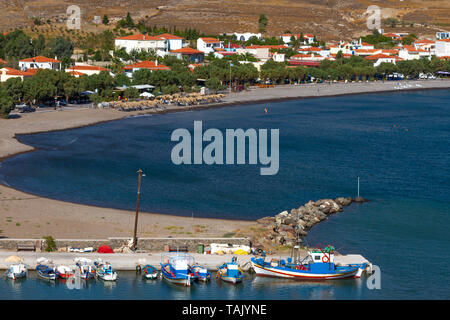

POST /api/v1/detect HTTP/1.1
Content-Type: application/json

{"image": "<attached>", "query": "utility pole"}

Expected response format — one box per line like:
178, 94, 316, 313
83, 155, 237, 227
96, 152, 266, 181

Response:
229, 61, 232, 93
357, 176, 360, 198
132, 169, 145, 249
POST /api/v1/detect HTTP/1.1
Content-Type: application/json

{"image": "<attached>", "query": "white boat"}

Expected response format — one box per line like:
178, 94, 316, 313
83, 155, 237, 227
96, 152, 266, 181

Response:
94, 260, 117, 281
54, 265, 75, 279
4, 264, 28, 280
160, 253, 195, 286
251, 246, 362, 280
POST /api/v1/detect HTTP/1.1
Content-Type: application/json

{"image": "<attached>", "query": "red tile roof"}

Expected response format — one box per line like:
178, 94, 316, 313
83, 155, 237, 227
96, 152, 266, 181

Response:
68, 70, 85, 76
414, 39, 435, 44
115, 34, 164, 41
364, 54, 403, 60
288, 60, 320, 67
1, 67, 34, 76
68, 65, 109, 71
0, 58, 7, 64
246, 45, 286, 49
124, 60, 170, 71
157, 33, 184, 40
170, 47, 204, 54
298, 47, 321, 52
199, 37, 221, 43
20, 56, 61, 63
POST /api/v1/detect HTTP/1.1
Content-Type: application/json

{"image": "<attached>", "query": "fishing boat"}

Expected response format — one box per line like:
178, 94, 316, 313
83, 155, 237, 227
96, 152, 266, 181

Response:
217, 257, 244, 284
36, 264, 57, 280
160, 253, 195, 286
142, 265, 159, 279
94, 260, 117, 281
250, 246, 362, 280
4, 263, 28, 280
75, 263, 96, 280
54, 265, 75, 279
190, 265, 211, 282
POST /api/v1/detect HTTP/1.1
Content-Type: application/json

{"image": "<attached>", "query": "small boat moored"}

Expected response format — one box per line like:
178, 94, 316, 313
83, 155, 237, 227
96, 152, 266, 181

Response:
217, 257, 244, 284
4, 263, 28, 280
36, 264, 57, 280
94, 259, 118, 281
160, 253, 195, 286
251, 245, 362, 280
54, 265, 75, 279
190, 265, 211, 282
142, 265, 159, 280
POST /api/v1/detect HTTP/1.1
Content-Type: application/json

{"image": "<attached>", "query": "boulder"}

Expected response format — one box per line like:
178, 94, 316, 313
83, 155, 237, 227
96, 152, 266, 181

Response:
256, 216, 276, 225
335, 197, 352, 206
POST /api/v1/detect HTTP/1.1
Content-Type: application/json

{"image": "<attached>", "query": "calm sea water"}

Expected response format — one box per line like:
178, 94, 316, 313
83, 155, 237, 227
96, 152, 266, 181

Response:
0, 90, 449, 299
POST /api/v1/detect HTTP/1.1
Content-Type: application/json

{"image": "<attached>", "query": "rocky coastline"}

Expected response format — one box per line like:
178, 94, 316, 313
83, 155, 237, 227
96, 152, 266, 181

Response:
255, 197, 368, 248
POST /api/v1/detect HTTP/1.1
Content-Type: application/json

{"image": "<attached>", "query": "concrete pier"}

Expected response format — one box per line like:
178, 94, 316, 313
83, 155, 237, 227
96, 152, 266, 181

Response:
0, 251, 371, 272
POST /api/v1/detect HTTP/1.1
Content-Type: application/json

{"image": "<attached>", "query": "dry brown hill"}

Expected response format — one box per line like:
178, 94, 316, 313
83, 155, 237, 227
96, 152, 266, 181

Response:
2, 0, 450, 40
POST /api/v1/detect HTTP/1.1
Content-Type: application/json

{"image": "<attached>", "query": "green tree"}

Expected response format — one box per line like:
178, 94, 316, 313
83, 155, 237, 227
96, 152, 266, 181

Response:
205, 77, 224, 92
102, 15, 109, 25
258, 14, 268, 33
0, 85, 14, 118
124, 86, 139, 99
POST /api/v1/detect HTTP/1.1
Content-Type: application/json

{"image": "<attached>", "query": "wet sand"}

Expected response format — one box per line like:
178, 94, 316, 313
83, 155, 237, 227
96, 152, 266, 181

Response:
0, 80, 449, 239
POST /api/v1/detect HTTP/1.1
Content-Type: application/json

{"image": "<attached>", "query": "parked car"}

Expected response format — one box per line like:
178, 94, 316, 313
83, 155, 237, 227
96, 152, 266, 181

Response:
15, 104, 35, 113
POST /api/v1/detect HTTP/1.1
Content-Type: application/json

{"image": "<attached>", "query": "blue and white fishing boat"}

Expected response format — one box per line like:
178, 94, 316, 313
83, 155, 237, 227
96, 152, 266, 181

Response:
190, 265, 211, 282
36, 264, 57, 280
142, 265, 159, 279
4, 263, 28, 280
160, 253, 195, 286
94, 260, 117, 281
217, 257, 244, 284
251, 246, 362, 280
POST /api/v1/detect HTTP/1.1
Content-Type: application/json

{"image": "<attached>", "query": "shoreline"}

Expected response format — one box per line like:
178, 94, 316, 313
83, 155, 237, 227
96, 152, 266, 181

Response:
1, 80, 449, 239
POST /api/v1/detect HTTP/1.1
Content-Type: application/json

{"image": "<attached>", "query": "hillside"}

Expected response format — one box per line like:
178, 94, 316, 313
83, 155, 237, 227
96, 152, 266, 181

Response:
2, 0, 450, 40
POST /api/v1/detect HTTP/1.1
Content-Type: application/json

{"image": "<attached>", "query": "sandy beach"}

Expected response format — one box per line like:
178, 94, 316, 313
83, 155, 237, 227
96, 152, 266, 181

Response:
1, 79, 449, 239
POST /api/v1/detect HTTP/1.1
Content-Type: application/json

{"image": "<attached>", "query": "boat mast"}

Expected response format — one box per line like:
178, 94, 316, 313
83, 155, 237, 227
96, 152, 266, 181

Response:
132, 169, 144, 249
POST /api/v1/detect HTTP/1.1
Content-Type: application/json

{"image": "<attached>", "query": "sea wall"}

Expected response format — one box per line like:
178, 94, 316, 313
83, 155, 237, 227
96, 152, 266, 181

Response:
254, 197, 368, 248
0, 237, 251, 252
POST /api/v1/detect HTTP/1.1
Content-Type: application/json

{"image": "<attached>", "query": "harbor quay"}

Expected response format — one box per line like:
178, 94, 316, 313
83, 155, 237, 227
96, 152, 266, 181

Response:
0, 250, 371, 272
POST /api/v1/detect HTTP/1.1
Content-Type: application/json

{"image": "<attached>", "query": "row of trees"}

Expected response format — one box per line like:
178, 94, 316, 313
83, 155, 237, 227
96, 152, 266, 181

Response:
0, 30, 74, 68
1, 53, 449, 118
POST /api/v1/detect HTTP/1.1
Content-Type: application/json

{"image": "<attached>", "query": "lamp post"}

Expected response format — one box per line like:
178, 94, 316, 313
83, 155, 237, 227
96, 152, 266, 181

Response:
132, 169, 145, 249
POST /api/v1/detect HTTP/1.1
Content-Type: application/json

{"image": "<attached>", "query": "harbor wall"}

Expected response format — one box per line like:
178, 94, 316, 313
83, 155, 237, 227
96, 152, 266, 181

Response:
0, 237, 251, 252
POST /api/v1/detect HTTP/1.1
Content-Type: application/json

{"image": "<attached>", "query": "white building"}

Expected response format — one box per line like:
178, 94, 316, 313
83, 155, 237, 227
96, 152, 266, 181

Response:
398, 45, 433, 60
280, 33, 315, 45
232, 32, 261, 41
435, 39, 450, 57
365, 54, 403, 67
0, 67, 34, 82
197, 38, 223, 54
436, 32, 450, 40
65, 63, 112, 76
19, 56, 61, 71
115, 34, 185, 57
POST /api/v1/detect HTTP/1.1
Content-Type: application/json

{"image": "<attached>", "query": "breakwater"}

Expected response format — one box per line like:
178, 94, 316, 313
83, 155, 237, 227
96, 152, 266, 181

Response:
255, 197, 367, 248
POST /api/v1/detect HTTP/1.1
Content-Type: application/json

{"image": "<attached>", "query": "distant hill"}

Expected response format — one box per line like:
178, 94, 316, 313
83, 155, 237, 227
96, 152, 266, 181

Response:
2, 0, 450, 40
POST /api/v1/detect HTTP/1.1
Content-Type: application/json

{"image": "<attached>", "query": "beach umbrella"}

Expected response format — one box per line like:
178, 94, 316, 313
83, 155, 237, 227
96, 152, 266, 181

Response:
4, 255, 23, 263
140, 92, 154, 98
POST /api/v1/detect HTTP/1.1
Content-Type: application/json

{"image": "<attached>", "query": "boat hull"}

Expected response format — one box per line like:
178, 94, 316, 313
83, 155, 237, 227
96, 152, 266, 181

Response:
219, 275, 243, 284
96, 271, 117, 281
37, 271, 57, 280
161, 272, 194, 286
251, 261, 359, 280
5, 271, 27, 280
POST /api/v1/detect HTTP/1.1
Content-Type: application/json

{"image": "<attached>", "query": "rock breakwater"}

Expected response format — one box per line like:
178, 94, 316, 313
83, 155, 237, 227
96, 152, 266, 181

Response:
255, 197, 367, 248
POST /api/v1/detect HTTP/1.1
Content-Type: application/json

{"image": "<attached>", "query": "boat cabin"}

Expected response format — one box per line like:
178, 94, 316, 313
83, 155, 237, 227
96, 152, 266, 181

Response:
226, 263, 240, 277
